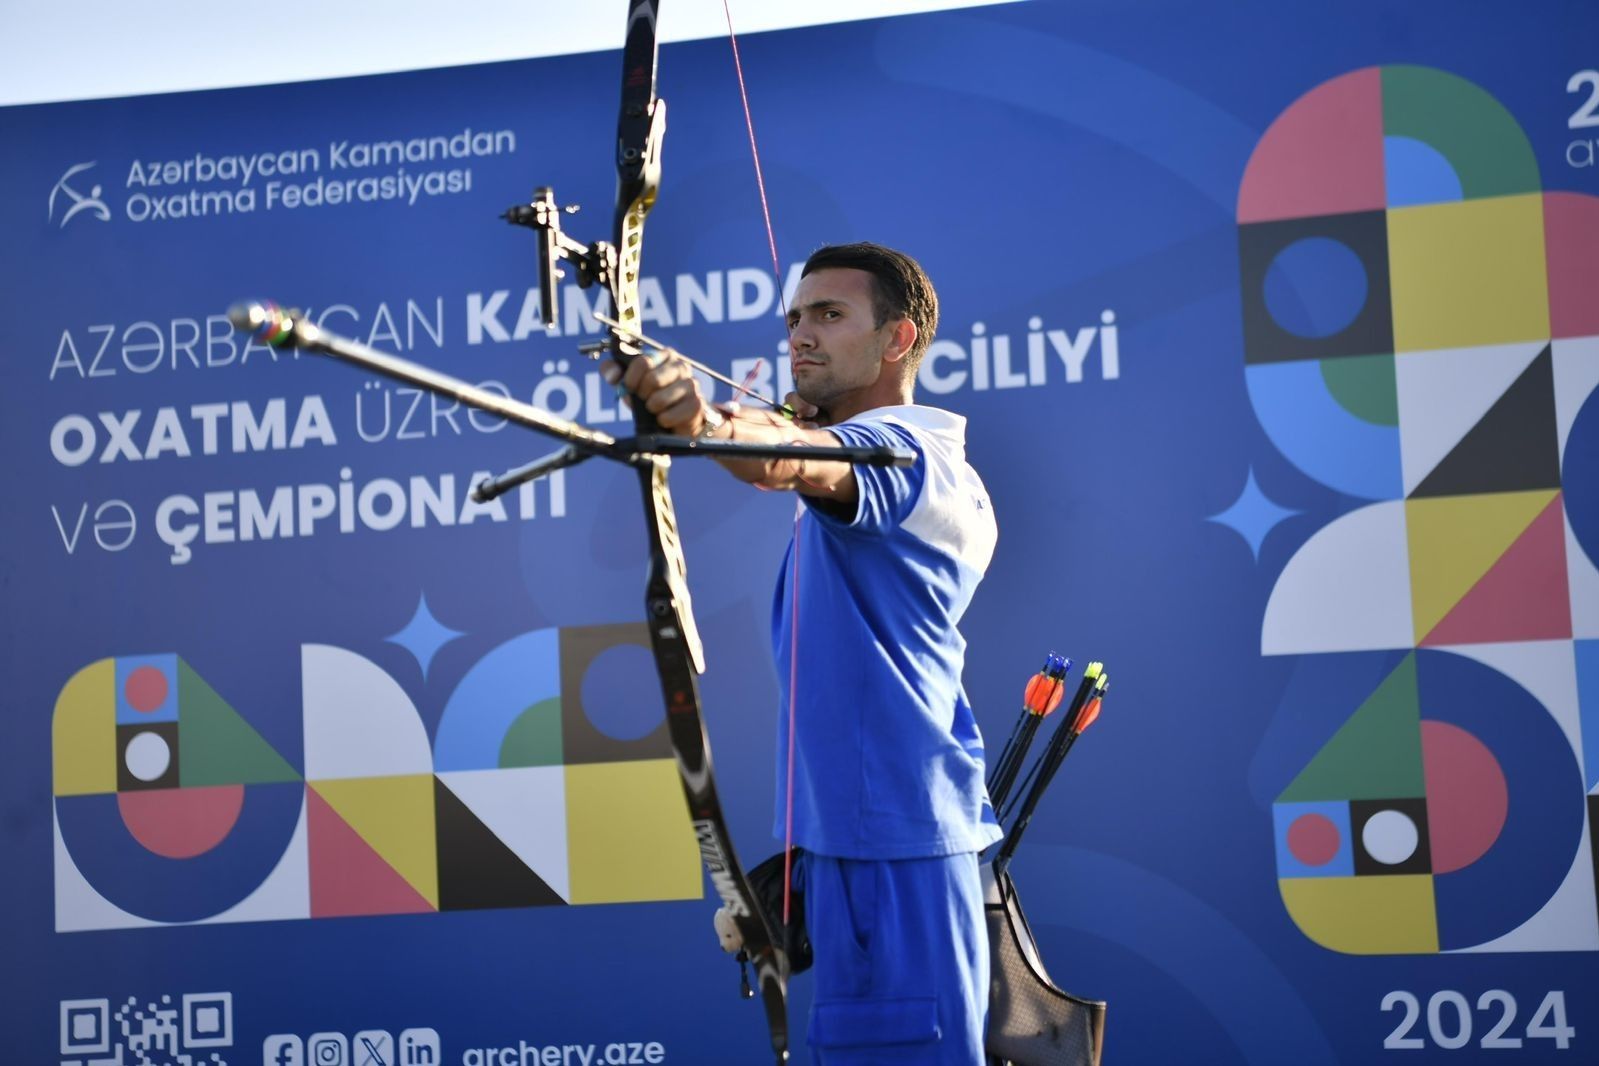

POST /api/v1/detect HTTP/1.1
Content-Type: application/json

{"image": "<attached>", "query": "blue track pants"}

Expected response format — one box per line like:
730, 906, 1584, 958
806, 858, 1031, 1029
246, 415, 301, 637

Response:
800, 852, 987, 1065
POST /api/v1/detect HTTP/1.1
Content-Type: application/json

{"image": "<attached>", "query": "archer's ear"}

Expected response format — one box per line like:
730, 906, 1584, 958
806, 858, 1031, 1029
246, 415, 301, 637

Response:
881, 318, 917, 364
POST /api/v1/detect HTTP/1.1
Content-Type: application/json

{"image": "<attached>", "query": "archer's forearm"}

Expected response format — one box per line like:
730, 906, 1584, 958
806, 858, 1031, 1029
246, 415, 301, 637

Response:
707, 408, 859, 503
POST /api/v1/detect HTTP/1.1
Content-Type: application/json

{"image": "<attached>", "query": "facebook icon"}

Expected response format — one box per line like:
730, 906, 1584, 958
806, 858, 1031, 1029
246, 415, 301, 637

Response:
264, 1033, 305, 1066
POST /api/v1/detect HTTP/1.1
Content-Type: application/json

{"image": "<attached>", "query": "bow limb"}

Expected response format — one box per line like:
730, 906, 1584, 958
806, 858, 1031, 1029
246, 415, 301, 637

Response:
611, 0, 665, 380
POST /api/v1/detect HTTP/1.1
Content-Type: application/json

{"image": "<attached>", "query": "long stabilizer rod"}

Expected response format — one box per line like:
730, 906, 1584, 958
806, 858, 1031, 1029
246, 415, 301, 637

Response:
228, 301, 914, 503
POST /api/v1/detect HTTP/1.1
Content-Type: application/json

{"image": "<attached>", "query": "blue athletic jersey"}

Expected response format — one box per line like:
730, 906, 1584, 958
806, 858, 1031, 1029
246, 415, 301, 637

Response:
771, 405, 1002, 860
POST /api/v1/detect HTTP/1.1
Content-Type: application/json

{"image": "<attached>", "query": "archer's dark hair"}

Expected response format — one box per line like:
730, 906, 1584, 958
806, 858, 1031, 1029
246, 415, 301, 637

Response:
801, 242, 939, 373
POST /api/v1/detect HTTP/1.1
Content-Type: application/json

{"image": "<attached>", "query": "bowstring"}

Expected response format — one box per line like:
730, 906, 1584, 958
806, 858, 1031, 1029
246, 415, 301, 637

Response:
723, 0, 789, 327
721, 0, 799, 931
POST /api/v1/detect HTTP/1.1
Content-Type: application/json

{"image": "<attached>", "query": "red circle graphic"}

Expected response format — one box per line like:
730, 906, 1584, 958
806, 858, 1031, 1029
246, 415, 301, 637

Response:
124, 666, 169, 713
1287, 812, 1342, 866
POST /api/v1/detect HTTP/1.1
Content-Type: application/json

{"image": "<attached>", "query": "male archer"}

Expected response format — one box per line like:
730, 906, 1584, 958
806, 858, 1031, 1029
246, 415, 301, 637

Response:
607, 242, 999, 1064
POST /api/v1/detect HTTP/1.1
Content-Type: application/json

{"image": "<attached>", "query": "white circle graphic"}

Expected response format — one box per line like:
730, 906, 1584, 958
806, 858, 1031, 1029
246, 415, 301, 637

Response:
125, 731, 171, 781
1362, 809, 1419, 865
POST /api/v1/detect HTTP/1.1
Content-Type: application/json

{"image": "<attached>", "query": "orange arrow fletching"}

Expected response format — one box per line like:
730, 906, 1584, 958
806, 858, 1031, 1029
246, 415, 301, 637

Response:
1023, 673, 1065, 716
1076, 696, 1103, 732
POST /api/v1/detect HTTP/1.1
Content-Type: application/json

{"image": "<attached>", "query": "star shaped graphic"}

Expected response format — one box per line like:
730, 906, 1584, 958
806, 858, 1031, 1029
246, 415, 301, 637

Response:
385, 592, 465, 679
1206, 467, 1299, 561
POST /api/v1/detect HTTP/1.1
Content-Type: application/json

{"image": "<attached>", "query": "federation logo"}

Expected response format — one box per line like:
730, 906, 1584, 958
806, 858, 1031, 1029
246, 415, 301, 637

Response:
48, 161, 112, 226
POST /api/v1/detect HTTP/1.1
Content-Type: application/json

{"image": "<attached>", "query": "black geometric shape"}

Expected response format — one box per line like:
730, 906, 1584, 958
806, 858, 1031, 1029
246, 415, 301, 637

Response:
1351, 797, 1433, 876
1589, 795, 1599, 932
1239, 210, 1394, 365
434, 777, 564, 910
116, 722, 179, 791
558, 622, 672, 766
1411, 345, 1561, 498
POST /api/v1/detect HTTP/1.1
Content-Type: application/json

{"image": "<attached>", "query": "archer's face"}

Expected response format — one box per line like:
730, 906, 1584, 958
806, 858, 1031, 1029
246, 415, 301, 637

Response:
786, 268, 901, 418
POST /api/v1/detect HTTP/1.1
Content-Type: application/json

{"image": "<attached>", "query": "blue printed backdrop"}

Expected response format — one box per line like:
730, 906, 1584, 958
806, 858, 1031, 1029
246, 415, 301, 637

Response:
4, 2, 1598, 1063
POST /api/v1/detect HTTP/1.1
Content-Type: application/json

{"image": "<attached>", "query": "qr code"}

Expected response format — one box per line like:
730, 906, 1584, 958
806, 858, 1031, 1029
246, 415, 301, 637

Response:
60, 993, 232, 1066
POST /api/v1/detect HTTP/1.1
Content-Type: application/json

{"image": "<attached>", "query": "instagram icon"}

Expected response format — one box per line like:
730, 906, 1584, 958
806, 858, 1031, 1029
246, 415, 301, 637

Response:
307, 1032, 348, 1066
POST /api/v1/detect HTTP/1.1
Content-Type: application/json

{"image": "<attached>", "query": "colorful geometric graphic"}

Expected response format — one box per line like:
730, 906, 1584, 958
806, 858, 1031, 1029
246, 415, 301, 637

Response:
1272, 651, 1584, 953
430, 625, 697, 906
1241, 65, 1599, 953
53, 622, 701, 931
309, 774, 438, 918
53, 655, 303, 926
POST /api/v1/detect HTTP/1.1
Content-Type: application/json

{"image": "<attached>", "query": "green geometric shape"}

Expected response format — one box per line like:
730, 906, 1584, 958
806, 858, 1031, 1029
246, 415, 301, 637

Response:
499, 697, 563, 768
1321, 353, 1398, 426
1381, 66, 1539, 200
177, 660, 300, 786
1279, 654, 1425, 802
